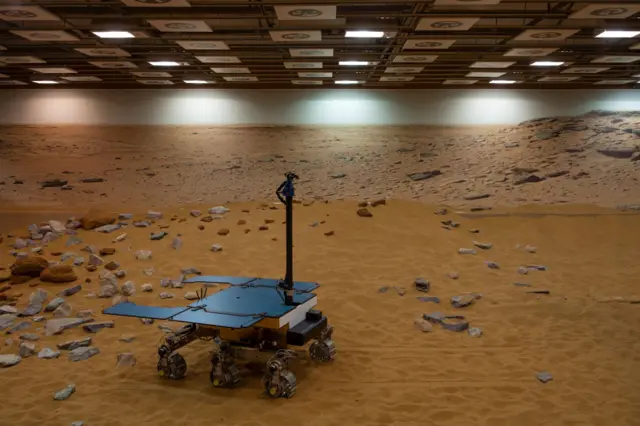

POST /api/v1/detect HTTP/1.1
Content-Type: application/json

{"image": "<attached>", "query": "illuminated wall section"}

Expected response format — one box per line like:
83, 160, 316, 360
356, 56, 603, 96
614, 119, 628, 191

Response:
0, 89, 638, 125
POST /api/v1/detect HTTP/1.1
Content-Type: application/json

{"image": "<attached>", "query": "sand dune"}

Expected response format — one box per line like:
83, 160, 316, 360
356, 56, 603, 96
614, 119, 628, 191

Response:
1, 201, 639, 426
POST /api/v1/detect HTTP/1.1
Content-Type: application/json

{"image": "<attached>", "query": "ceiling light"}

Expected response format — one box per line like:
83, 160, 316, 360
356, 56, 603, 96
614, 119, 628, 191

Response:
596, 30, 640, 39
490, 80, 516, 84
339, 61, 375, 66
184, 80, 211, 84
531, 61, 565, 67
92, 31, 135, 39
33, 80, 59, 84
335, 80, 362, 85
345, 30, 384, 38
149, 61, 180, 66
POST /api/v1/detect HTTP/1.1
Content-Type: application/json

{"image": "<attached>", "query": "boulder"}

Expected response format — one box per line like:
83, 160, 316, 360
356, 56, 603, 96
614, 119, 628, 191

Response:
10, 257, 49, 277
40, 265, 77, 283
80, 211, 115, 230
45, 317, 94, 336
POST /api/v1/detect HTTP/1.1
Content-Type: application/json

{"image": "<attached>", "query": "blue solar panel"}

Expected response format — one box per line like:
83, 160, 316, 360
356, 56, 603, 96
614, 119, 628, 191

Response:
103, 303, 188, 320
172, 309, 263, 328
182, 276, 256, 286
182, 275, 319, 293
249, 278, 319, 293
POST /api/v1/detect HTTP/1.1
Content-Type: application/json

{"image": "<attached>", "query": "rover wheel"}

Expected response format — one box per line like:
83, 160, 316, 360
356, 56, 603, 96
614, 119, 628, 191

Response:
309, 339, 336, 363
157, 352, 187, 380
210, 363, 241, 388
263, 370, 297, 399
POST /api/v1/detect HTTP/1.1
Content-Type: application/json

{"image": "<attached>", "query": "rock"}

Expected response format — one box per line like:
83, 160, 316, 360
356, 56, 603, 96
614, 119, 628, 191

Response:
116, 352, 136, 367
57, 336, 91, 350
546, 170, 569, 178
211, 244, 223, 252
423, 312, 446, 323
98, 282, 118, 298
407, 170, 442, 181
513, 282, 532, 287
0, 314, 18, 331
11, 256, 49, 277
217, 228, 230, 236
69, 346, 100, 362
414, 318, 433, 332
468, 327, 483, 337
140, 318, 154, 325
142, 267, 155, 276
45, 317, 94, 336
73, 257, 85, 266
393, 286, 406, 296
441, 220, 459, 228
536, 371, 553, 384
596, 148, 637, 159
417, 296, 440, 303
6, 321, 30, 334
83, 321, 114, 333
514, 174, 545, 185
259, 225, 269, 231
94, 224, 121, 233
33, 316, 45, 322
371, 199, 387, 207
133, 220, 151, 227
38, 347, 60, 359
135, 250, 152, 260
114, 270, 126, 278
147, 211, 163, 219
0, 354, 21, 367
99, 247, 116, 256
119, 335, 136, 343
104, 261, 119, 271
208, 206, 229, 215
451, 295, 476, 308
357, 208, 373, 218
76, 309, 93, 318
180, 267, 201, 275
159, 292, 174, 299
324, 230, 335, 236
184, 291, 198, 300
330, 173, 346, 179
463, 193, 490, 201
150, 232, 168, 241
447, 272, 459, 280
0, 305, 17, 314
53, 302, 72, 317
198, 224, 205, 230
45, 297, 66, 312
53, 384, 76, 400
141, 283, 153, 292
201, 216, 213, 223
118, 213, 133, 220
414, 278, 430, 293
19, 333, 39, 341
190, 210, 201, 217
40, 265, 77, 283
527, 265, 547, 271
535, 130, 558, 140
171, 237, 183, 249
121, 281, 135, 296
58, 284, 82, 297
485, 261, 500, 269
473, 241, 492, 250
458, 248, 476, 255
88, 254, 103, 266
82, 177, 105, 183
41, 179, 68, 188
19, 341, 36, 357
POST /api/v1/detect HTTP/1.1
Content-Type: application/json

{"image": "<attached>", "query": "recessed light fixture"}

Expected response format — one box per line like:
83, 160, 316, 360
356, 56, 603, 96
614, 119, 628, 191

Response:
92, 31, 135, 39
339, 61, 376, 66
490, 80, 516, 84
596, 30, 640, 38
184, 80, 212, 84
335, 80, 362, 85
148, 61, 180, 66
33, 80, 59, 84
531, 61, 565, 66
345, 30, 384, 38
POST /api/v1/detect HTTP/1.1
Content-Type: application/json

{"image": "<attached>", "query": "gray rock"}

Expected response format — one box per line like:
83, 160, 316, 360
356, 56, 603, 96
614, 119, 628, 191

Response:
13, 238, 29, 249
133, 220, 152, 228
45, 317, 94, 336
53, 384, 76, 400
6, 321, 31, 334
473, 241, 492, 250
57, 336, 92, 351
32, 316, 45, 322
30, 289, 48, 305
171, 236, 183, 250
180, 267, 201, 275
98, 283, 118, 298
118, 213, 133, 220
77, 309, 93, 318
147, 211, 163, 219
517, 267, 529, 275
330, 173, 347, 179
95, 224, 121, 233
0, 354, 21, 367
159, 292, 175, 299
407, 170, 442, 181
45, 297, 66, 312
190, 210, 201, 217
81, 177, 105, 183
451, 295, 476, 308
118, 335, 136, 343
113, 233, 127, 243
211, 244, 223, 252
208, 206, 229, 215
463, 193, 490, 201
81, 245, 97, 254
135, 249, 152, 260
0, 314, 18, 331
141, 283, 153, 292
88, 254, 104, 266
116, 352, 136, 367
19, 341, 36, 357
447, 272, 459, 280
142, 267, 155, 276
58, 284, 82, 297
121, 281, 135, 296
423, 312, 446, 323
527, 265, 548, 271
71, 422, 84, 426
150, 232, 168, 241
468, 327, 483, 337
72, 257, 85, 266
536, 371, 553, 384
19, 333, 40, 341
53, 302, 73, 317
458, 248, 476, 255
417, 296, 440, 303
69, 346, 100, 362
61, 252, 76, 262
0, 305, 17, 314
83, 321, 114, 333
485, 261, 500, 269
38, 347, 60, 359
184, 291, 199, 300
114, 269, 126, 278
414, 278, 430, 293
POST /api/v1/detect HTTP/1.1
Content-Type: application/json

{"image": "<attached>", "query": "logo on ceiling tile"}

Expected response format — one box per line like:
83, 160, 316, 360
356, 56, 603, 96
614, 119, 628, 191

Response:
165, 23, 196, 29
402, 57, 429, 61
430, 21, 463, 29
416, 41, 443, 47
30, 32, 59, 39
288, 9, 322, 18
0, 10, 37, 18
589, 8, 628, 17
136, 0, 173, 3
297, 50, 324, 55
530, 32, 562, 39
282, 33, 311, 40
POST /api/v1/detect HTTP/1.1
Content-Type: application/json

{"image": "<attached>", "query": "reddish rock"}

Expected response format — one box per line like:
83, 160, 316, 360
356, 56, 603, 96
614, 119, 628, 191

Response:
217, 228, 230, 236
99, 248, 116, 256
237, 219, 247, 226
80, 211, 116, 230
197, 224, 205, 230
357, 208, 373, 218
40, 265, 78, 283
10, 275, 32, 285
11, 257, 49, 277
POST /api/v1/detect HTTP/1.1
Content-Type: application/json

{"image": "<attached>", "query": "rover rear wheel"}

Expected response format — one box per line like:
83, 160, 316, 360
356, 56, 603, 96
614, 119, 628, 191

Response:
157, 352, 187, 380
309, 339, 336, 363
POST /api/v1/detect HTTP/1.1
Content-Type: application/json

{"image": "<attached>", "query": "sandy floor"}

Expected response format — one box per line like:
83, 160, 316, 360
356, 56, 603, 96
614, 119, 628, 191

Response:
1, 201, 639, 426
0, 111, 638, 213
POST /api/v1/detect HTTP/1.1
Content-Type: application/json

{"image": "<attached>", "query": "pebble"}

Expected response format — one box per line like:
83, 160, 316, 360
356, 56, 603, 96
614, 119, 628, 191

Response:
217, 228, 230, 236
211, 244, 223, 252
66, 236, 83, 247
159, 292, 175, 299
19, 333, 40, 341
447, 272, 459, 280
83, 321, 114, 333
517, 267, 529, 275
77, 309, 93, 318
133, 220, 151, 228
414, 318, 433, 332
104, 261, 120, 271
45, 297, 66, 312
180, 267, 201, 275
417, 296, 440, 303
99, 247, 116, 256
0, 354, 21, 367
378, 286, 389, 293
95, 224, 121, 234
119, 335, 136, 343
147, 211, 163, 219
451, 295, 476, 308
19, 341, 37, 357
135, 250, 152, 260
524, 245, 537, 253
464, 193, 490, 201
117, 352, 136, 367
73, 257, 85, 266
121, 281, 135, 296
393, 286, 406, 296
58, 284, 82, 297
140, 318, 154, 325
88, 254, 103, 266
473, 241, 492, 250
190, 210, 201, 217
113, 233, 127, 243
53, 384, 76, 401
38, 347, 60, 359
57, 337, 92, 351
414, 278, 430, 293
171, 237, 183, 249
118, 213, 133, 220
458, 248, 476, 255
527, 265, 547, 271
208, 206, 230, 215
114, 270, 126, 278
150, 232, 168, 241
468, 327, 483, 338
69, 346, 100, 361
143, 267, 155, 276
141, 283, 153, 292
71, 422, 84, 426
357, 208, 373, 218
184, 291, 198, 300
469, 229, 480, 234
536, 371, 553, 384
485, 261, 500, 269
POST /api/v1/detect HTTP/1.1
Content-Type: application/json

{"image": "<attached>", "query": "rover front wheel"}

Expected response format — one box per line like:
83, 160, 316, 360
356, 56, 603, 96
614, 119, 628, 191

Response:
157, 352, 187, 380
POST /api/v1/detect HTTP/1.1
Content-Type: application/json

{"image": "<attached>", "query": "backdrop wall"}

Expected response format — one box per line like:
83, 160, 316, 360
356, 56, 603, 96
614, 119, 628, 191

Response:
0, 88, 638, 126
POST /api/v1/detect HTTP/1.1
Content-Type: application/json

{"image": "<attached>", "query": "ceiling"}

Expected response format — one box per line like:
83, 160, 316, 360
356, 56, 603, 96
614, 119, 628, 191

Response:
1, 0, 640, 89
